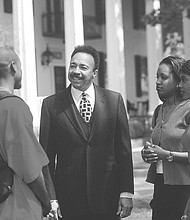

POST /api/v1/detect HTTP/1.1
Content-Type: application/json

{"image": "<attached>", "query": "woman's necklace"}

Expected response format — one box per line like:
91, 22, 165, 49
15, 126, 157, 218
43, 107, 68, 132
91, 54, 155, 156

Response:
161, 101, 178, 122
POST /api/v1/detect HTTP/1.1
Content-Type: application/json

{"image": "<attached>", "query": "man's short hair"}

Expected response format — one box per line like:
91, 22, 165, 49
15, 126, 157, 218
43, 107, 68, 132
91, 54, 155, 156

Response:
0, 47, 20, 77
71, 45, 100, 71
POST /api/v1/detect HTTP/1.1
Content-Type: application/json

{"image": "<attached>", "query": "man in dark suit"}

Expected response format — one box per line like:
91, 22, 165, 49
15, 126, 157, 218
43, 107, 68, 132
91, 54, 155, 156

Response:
39, 45, 134, 220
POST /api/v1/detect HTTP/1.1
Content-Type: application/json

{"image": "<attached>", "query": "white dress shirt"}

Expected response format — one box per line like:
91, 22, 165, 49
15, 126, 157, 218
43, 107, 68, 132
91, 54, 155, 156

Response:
71, 83, 95, 112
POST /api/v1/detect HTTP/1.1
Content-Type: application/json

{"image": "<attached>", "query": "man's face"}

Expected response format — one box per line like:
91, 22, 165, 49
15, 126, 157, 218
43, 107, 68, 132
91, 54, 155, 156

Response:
14, 59, 22, 89
68, 52, 97, 91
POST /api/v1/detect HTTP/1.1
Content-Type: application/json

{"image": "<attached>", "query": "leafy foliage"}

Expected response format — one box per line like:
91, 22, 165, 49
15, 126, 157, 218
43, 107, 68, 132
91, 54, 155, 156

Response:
142, 0, 190, 55
143, 0, 190, 31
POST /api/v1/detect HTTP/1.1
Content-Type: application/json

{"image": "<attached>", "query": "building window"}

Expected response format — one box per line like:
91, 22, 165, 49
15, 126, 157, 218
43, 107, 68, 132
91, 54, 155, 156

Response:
98, 52, 106, 88
46, 0, 52, 33
42, 0, 64, 39
132, 0, 145, 30
54, 66, 66, 93
54, 0, 62, 35
95, 0, 105, 25
4, 0, 12, 14
135, 55, 148, 97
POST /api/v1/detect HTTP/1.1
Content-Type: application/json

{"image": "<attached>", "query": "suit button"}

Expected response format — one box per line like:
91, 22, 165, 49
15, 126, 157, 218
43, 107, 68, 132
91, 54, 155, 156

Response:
87, 145, 90, 148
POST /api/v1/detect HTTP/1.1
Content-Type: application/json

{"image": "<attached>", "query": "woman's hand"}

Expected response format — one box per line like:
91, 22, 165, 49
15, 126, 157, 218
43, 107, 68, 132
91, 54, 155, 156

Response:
141, 141, 158, 163
151, 145, 169, 160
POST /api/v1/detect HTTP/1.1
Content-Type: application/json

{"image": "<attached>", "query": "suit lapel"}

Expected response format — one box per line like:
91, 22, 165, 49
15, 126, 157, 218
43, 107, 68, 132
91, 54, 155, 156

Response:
89, 86, 105, 141
59, 86, 88, 141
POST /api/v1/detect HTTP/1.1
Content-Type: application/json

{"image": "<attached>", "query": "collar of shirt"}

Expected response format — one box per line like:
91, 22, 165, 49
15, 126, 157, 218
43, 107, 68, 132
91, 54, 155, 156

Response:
0, 87, 12, 93
71, 83, 95, 111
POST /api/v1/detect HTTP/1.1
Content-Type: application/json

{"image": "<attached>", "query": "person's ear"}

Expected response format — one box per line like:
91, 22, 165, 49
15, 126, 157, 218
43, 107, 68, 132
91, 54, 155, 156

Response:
93, 69, 98, 78
10, 61, 17, 76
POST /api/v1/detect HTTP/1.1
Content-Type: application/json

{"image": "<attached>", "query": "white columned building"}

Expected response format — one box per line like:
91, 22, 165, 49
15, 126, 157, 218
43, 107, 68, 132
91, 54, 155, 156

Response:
64, 0, 84, 86
105, 0, 127, 105
146, 0, 162, 115
12, 0, 39, 128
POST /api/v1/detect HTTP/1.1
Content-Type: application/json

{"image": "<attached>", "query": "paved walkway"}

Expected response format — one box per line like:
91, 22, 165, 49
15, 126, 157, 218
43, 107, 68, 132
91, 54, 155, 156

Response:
128, 138, 153, 219
132, 138, 153, 197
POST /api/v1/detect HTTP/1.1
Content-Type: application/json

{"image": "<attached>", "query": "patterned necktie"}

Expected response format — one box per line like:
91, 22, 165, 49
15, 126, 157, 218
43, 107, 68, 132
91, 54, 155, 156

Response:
79, 92, 92, 122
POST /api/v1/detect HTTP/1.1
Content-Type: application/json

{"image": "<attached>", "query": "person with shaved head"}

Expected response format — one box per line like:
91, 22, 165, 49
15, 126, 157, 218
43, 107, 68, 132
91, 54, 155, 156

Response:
0, 47, 22, 91
0, 47, 58, 220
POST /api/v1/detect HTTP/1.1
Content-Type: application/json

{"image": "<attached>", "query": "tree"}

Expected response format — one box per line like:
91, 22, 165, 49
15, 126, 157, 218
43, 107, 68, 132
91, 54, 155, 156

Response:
143, 0, 190, 56
143, 0, 190, 30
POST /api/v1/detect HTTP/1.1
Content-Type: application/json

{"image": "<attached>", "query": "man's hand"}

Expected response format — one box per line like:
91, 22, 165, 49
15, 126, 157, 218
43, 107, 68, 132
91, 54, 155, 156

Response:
117, 197, 133, 218
42, 202, 51, 217
47, 200, 62, 219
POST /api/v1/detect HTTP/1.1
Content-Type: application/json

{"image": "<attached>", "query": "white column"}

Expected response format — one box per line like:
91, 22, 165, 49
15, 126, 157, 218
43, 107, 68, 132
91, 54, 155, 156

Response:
12, 0, 39, 128
146, 0, 162, 115
183, 10, 190, 59
64, 0, 84, 86
105, 0, 127, 104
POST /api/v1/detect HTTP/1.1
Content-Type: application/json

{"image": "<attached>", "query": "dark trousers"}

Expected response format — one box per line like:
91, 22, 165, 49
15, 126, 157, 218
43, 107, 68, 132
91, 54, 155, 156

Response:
151, 174, 190, 220
64, 214, 119, 220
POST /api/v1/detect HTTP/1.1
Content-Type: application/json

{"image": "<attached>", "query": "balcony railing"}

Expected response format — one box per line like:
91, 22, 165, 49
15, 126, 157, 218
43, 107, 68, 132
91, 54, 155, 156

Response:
42, 13, 102, 40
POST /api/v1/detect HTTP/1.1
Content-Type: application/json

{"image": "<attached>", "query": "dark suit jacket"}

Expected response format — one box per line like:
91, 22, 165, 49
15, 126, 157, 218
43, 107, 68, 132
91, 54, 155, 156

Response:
39, 84, 134, 217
